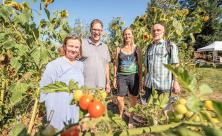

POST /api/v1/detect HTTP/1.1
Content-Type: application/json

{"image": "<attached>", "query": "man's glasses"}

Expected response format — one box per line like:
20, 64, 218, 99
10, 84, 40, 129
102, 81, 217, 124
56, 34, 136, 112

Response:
92, 29, 102, 32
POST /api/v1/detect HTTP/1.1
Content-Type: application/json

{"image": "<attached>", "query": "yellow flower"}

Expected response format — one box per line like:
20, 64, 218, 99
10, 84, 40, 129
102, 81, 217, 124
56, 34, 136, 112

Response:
183, 9, 189, 16
151, 6, 157, 12
5, 2, 23, 11
44, 0, 54, 8
203, 16, 209, 22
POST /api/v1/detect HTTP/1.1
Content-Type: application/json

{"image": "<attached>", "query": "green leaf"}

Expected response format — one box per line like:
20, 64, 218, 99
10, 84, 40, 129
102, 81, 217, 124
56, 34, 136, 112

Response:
158, 93, 169, 108
0, 6, 13, 22
202, 126, 222, 136
173, 19, 183, 36
31, 45, 53, 66
2, 40, 17, 49
10, 57, 21, 72
212, 100, 222, 120
199, 84, 212, 96
30, 23, 39, 39
164, 64, 195, 92
44, 7, 50, 20
68, 80, 79, 91
8, 123, 28, 136
111, 115, 128, 129
10, 83, 29, 106
189, 33, 195, 43
188, 78, 197, 91
42, 81, 69, 93
187, 96, 201, 112
14, 12, 31, 25
15, 44, 28, 56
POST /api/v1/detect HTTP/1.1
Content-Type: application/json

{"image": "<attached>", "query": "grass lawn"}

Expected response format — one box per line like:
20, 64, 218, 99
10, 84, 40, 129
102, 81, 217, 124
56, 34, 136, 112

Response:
196, 64, 222, 101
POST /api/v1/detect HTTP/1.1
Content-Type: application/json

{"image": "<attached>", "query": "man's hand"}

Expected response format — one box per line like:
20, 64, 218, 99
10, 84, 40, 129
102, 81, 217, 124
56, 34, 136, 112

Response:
173, 80, 181, 93
106, 83, 111, 93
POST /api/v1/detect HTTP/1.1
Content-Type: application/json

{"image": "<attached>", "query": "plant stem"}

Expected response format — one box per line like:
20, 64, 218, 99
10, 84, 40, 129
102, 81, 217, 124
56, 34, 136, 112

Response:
120, 122, 182, 136
0, 80, 6, 105
28, 88, 40, 134
0, 89, 4, 105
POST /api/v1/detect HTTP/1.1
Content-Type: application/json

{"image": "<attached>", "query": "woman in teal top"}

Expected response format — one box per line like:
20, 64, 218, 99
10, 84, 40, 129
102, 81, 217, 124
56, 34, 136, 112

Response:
113, 28, 142, 128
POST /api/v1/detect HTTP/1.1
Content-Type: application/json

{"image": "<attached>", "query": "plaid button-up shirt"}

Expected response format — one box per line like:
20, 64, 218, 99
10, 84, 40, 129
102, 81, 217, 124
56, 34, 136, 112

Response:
144, 39, 179, 92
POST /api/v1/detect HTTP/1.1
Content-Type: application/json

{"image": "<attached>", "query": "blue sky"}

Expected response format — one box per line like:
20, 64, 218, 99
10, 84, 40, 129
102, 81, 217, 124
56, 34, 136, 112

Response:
15, 0, 149, 32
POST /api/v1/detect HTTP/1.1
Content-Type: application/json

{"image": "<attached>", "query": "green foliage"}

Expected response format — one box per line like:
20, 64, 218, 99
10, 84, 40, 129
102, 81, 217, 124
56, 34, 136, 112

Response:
1, 1, 222, 135
180, 0, 222, 50
212, 100, 222, 120
8, 123, 28, 136
42, 81, 69, 93
131, 0, 204, 64
10, 82, 29, 106
108, 17, 125, 56
68, 80, 80, 91
0, 0, 73, 133
202, 126, 222, 136
42, 80, 80, 93
129, 90, 169, 126
71, 19, 90, 38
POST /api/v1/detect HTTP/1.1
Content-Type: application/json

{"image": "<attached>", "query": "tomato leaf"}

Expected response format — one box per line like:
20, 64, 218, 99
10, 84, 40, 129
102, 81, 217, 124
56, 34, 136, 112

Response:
164, 64, 196, 92
212, 100, 222, 120
202, 126, 222, 136
68, 80, 79, 92
42, 81, 69, 93
199, 83, 212, 96
187, 96, 201, 112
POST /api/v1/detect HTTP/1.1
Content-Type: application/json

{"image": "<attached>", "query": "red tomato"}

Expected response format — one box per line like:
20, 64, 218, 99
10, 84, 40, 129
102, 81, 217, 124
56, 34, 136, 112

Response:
88, 100, 105, 118
79, 95, 93, 110
61, 125, 79, 136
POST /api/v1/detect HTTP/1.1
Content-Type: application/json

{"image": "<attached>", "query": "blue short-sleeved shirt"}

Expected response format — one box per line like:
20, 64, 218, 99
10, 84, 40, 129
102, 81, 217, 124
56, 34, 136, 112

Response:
40, 57, 84, 130
144, 39, 179, 92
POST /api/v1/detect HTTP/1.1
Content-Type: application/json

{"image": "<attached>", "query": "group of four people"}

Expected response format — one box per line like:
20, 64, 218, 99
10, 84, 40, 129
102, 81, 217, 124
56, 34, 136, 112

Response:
40, 19, 181, 131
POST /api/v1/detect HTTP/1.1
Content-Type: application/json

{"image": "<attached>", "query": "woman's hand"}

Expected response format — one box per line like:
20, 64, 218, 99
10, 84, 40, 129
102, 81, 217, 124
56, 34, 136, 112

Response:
106, 83, 111, 93
113, 78, 117, 89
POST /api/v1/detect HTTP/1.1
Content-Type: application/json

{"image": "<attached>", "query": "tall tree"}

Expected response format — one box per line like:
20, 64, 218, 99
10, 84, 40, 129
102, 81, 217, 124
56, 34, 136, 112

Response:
180, 0, 222, 49
71, 19, 90, 38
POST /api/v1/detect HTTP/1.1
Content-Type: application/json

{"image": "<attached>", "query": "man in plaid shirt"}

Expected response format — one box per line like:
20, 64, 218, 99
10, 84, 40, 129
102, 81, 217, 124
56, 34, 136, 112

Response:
143, 23, 181, 102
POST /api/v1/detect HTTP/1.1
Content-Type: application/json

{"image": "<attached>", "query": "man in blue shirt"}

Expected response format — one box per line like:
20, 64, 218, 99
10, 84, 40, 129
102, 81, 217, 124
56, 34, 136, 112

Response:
143, 23, 181, 102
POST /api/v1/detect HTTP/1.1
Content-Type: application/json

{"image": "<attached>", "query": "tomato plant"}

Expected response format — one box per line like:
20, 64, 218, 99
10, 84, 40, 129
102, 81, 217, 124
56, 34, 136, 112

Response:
88, 100, 105, 118
79, 95, 93, 110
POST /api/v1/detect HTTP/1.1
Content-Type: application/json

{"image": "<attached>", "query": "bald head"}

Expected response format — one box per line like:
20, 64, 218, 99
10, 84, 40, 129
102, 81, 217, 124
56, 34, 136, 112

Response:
152, 23, 165, 43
